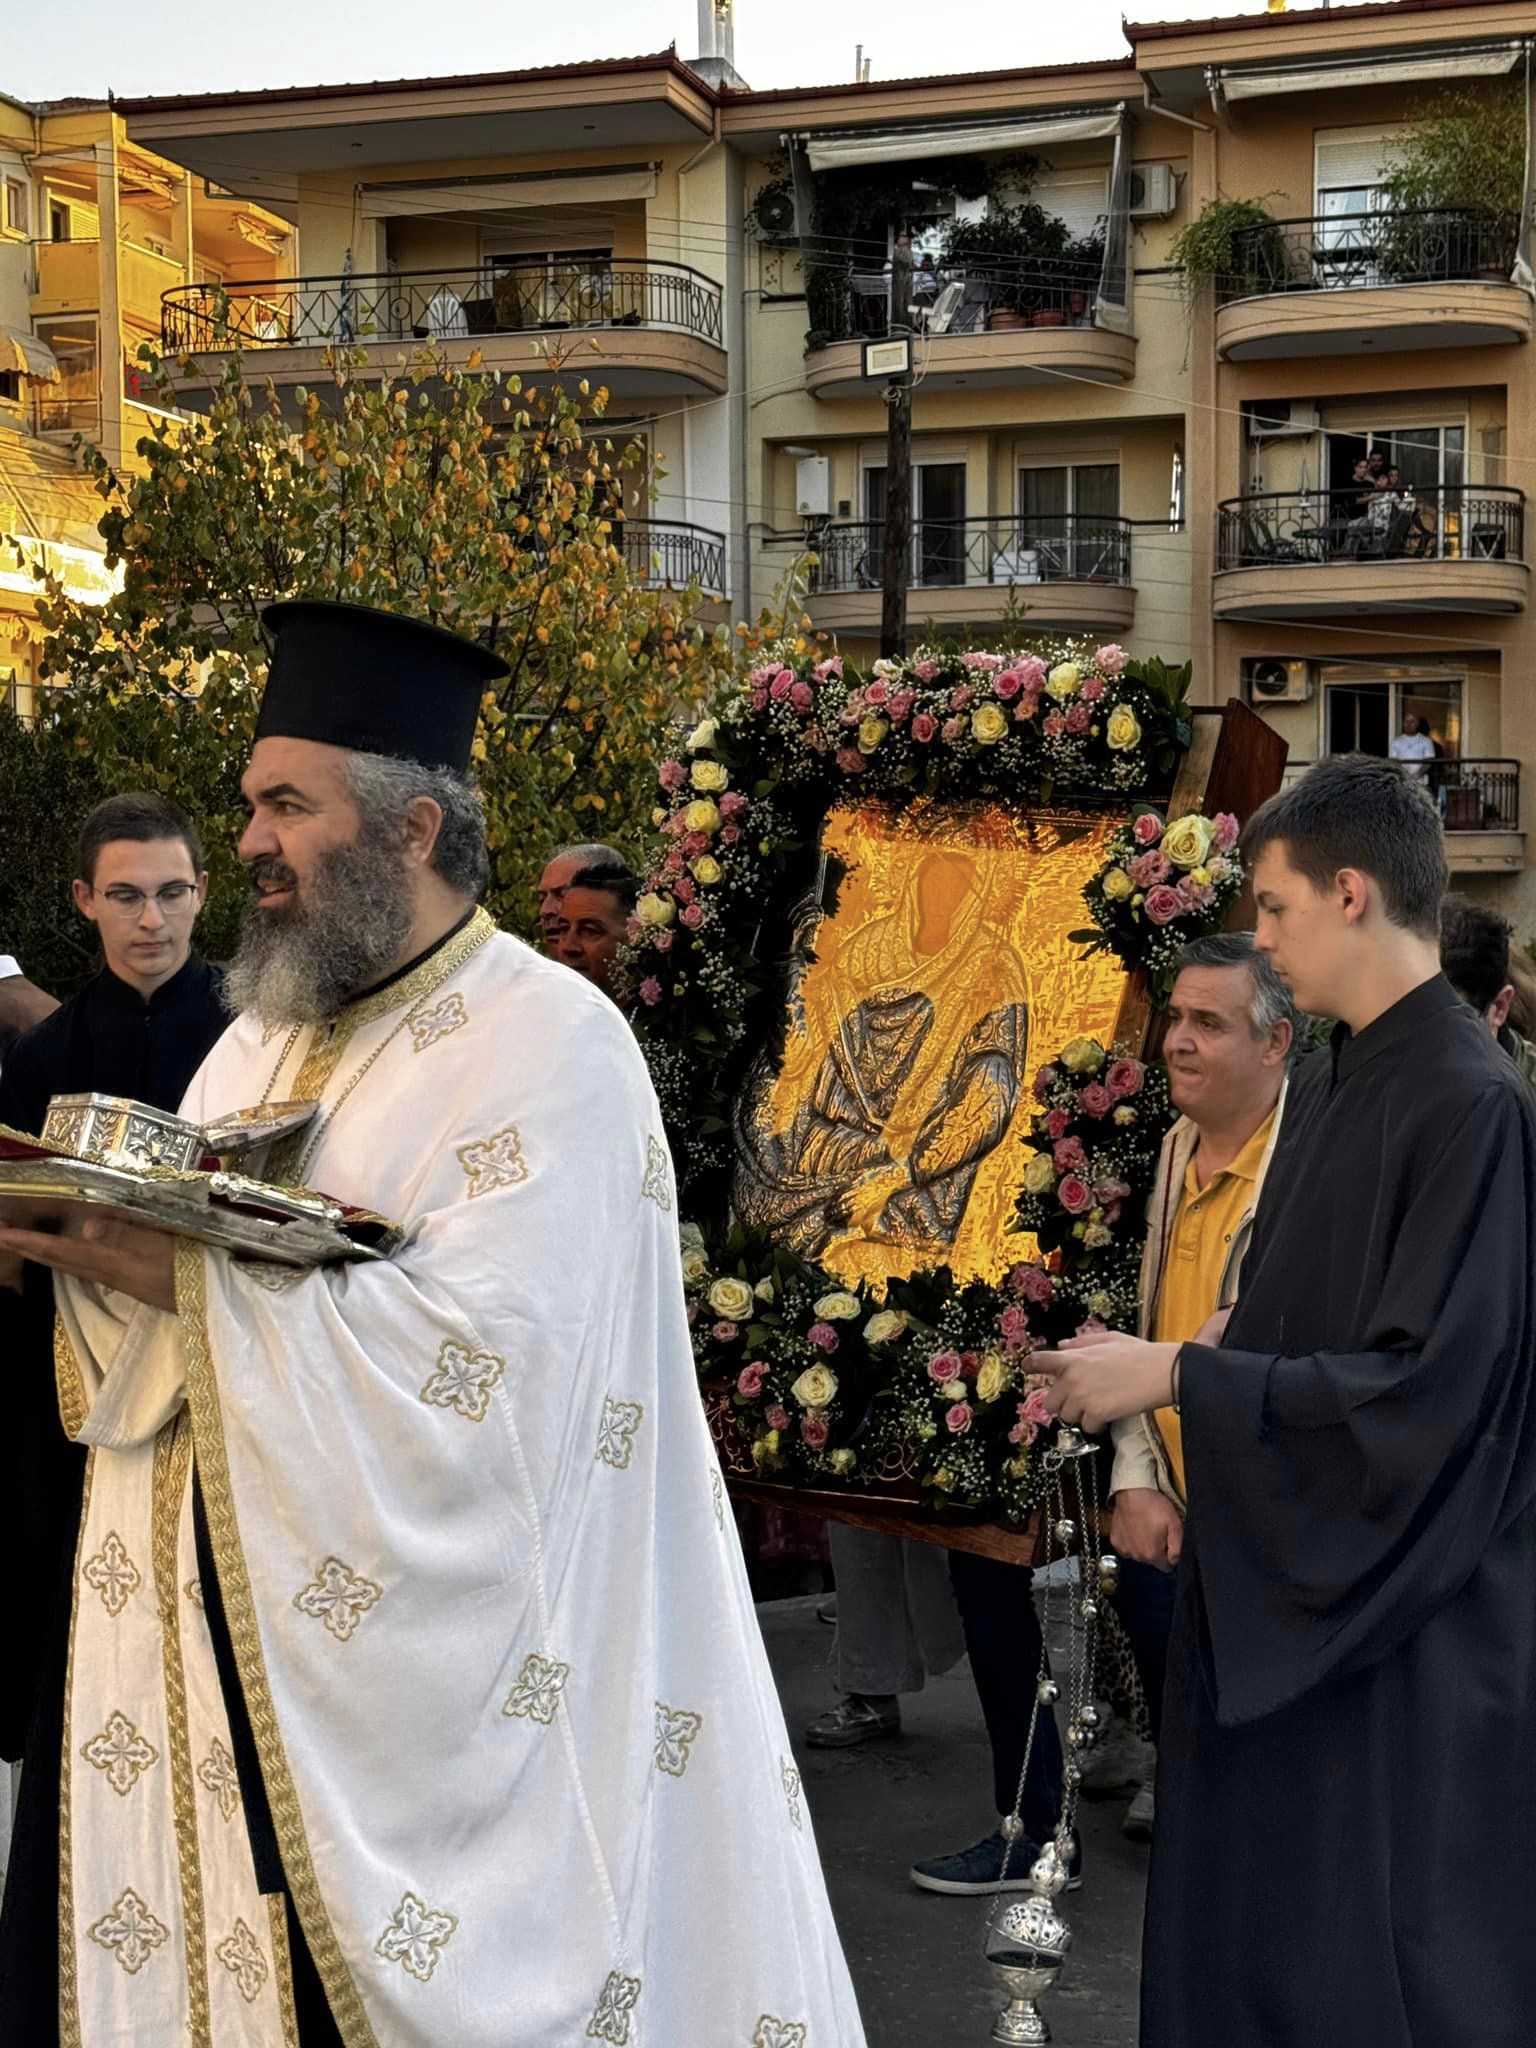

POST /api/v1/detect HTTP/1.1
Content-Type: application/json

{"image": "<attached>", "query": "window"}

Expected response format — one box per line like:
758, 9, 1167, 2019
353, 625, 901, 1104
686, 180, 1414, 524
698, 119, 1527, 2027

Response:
3, 178, 26, 237
863, 460, 968, 586
49, 202, 70, 243
0, 369, 21, 405
1018, 463, 1120, 577
33, 318, 98, 435
1324, 677, 1461, 759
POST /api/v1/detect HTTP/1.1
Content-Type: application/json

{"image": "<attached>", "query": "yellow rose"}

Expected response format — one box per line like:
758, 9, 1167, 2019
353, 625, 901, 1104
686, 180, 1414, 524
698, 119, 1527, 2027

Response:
857, 714, 890, 753
707, 1276, 755, 1321
754, 1276, 776, 1303
790, 1364, 839, 1409
1101, 867, 1134, 903
636, 892, 675, 928
814, 1290, 862, 1322
941, 1377, 967, 1401
976, 1352, 1011, 1405
690, 758, 729, 793
971, 702, 1009, 745
1046, 662, 1081, 701
829, 1447, 857, 1475
682, 797, 721, 835
687, 717, 718, 753
680, 1247, 709, 1286
1023, 1152, 1057, 1195
863, 1309, 909, 1346
1105, 702, 1142, 752
1060, 1036, 1106, 1074
690, 854, 723, 886
652, 806, 668, 827
1163, 812, 1216, 871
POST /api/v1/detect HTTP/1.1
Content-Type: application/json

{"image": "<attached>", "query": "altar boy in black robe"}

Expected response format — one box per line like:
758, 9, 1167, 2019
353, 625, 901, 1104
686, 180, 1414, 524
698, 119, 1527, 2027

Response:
1037, 755, 1536, 2047
0, 791, 226, 2038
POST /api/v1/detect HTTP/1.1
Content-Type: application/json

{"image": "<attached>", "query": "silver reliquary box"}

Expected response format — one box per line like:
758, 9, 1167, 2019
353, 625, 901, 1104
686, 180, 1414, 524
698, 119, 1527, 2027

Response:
41, 1094, 207, 1174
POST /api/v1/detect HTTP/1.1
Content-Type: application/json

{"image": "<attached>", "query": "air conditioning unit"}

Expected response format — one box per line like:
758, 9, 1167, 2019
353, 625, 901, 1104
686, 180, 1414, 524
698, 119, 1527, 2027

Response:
795, 455, 830, 518
750, 183, 800, 243
1242, 399, 1321, 441
1243, 658, 1314, 705
1128, 163, 1177, 219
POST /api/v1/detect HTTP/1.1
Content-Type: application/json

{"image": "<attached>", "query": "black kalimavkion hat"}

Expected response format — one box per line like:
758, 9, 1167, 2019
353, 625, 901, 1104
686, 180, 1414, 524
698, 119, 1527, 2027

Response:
256, 600, 508, 775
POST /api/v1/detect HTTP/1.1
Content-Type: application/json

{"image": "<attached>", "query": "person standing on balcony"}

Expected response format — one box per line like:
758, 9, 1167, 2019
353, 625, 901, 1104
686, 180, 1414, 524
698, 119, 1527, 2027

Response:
1389, 710, 1435, 778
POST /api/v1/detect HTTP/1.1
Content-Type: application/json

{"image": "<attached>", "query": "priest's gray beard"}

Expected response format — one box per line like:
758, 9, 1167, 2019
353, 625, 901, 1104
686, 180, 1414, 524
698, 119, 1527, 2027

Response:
224, 830, 415, 1027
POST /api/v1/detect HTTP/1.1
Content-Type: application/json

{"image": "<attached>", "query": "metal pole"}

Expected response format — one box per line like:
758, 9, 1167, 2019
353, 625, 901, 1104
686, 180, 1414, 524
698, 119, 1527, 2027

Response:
880, 232, 914, 660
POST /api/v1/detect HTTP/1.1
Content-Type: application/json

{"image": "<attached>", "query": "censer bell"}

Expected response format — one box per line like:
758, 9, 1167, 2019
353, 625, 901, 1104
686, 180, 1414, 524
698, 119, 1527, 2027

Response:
984, 1887, 1073, 2045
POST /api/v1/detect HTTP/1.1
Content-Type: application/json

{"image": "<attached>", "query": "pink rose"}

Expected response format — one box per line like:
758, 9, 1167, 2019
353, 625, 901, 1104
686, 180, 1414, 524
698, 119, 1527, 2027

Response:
994, 669, 1023, 701
888, 690, 915, 722
865, 678, 890, 706
662, 812, 688, 838
949, 685, 974, 711
662, 851, 685, 878
1143, 885, 1184, 927
680, 903, 705, 930
941, 716, 965, 743
682, 830, 710, 858
839, 700, 864, 727
653, 930, 674, 953
913, 657, 940, 681
765, 1404, 791, 1431
1053, 1136, 1087, 1172
1008, 1418, 1038, 1447
659, 759, 687, 791
1043, 713, 1066, 738
720, 824, 741, 844
639, 976, 663, 1006
790, 680, 814, 712
1096, 1175, 1131, 1205
1214, 811, 1240, 853
807, 1321, 840, 1354
963, 651, 1004, 672
1011, 1263, 1055, 1305
1080, 675, 1105, 702
714, 791, 745, 824
911, 712, 938, 743
1133, 811, 1165, 846
737, 1361, 767, 1397
801, 1413, 830, 1449
769, 670, 794, 701
714, 1321, 740, 1343
674, 875, 696, 905
1021, 1386, 1054, 1428
945, 1402, 973, 1435
1045, 1108, 1069, 1140
1000, 1304, 1030, 1346
927, 1350, 963, 1385
1064, 702, 1091, 734
1016, 655, 1048, 689
813, 655, 843, 681
751, 689, 769, 713
1128, 849, 1172, 889
835, 746, 868, 775
1080, 1082, 1112, 1118
1095, 643, 1128, 674
1058, 1175, 1092, 1215
959, 1351, 980, 1380
1107, 1058, 1145, 1099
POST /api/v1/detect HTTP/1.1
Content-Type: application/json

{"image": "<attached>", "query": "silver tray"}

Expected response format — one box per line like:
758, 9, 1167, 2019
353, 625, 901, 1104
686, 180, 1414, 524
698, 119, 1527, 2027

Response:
0, 1150, 401, 1267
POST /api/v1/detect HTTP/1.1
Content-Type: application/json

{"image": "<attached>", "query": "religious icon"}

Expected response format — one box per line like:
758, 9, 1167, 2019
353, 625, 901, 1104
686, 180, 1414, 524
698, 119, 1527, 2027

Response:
732, 799, 1135, 1290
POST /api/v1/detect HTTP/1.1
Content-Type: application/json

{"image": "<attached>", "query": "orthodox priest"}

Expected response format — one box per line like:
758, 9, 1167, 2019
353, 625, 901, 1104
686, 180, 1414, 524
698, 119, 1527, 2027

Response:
1035, 756, 1536, 2047
0, 600, 866, 2047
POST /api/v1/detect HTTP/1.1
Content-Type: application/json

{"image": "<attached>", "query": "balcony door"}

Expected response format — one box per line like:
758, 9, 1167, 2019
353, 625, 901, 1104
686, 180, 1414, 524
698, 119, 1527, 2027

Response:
863, 462, 967, 587
1018, 463, 1119, 578
1325, 677, 1461, 759
1325, 422, 1466, 552
484, 245, 613, 331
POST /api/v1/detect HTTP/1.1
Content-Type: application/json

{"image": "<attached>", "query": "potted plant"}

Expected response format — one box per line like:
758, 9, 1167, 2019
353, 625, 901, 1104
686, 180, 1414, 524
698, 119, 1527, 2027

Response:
938, 204, 1071, 328
1377, 84, 1522, 285
1170, 196, 1288, 302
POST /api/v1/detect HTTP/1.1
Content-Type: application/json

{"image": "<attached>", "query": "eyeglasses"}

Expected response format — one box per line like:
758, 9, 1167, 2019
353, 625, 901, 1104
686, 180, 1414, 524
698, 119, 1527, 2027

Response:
95, 883, 200, 917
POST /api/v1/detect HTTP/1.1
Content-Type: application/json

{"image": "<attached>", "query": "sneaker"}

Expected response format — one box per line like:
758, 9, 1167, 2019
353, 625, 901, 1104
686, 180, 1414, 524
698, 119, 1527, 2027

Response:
802, 1692, 900, 1747
1122, 1778, 1156, 1842
910, 1830, 1082, 1897
1076, 1714, 1153, 1801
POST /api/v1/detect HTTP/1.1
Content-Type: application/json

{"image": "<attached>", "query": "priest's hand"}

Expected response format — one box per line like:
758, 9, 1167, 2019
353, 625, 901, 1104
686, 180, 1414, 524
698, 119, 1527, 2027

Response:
1031, 1332, 1181, 1435
1110, 1488, 1185, 1573
0, 1210, 177, 1313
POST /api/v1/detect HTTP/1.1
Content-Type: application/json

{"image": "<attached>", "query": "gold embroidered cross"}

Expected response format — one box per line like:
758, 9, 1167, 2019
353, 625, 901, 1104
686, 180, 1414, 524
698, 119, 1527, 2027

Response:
641, 1135, 672, 1211
754, 2019, 809, 2048
653, 1702, 703, 1778
81, 1710, 158, 1796
502, 1652, 570, 1725
420, 1339, 506, 1423
587, 1970, 643, 2043
457, 1124, 528, 1199
87, 1889, 169, 1975
596, 1397, 645, 1470
292, 1557, 383, 1643
375, 1892, 459, 1983
216, 1919, 269, 2003
410, 993, 468, 1052
82, 1531, 142, 1618
197, 1737, 241, 1822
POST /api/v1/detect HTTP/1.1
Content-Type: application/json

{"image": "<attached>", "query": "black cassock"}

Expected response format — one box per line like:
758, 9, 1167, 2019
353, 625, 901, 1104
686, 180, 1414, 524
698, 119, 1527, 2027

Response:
1143, 975, 1536, 2046
0, 955, 227, 2039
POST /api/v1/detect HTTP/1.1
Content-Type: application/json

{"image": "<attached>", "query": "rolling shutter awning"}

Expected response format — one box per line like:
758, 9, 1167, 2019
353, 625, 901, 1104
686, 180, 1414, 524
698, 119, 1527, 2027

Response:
359, 167, 658, 219
0, 326, 60, 383
803, 108, 1123, 173
1215, 42, 1525, 103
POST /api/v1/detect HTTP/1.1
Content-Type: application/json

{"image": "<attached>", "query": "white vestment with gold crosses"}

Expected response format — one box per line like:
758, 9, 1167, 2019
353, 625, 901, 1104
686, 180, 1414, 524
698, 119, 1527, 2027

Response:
56, 915, 865, 2048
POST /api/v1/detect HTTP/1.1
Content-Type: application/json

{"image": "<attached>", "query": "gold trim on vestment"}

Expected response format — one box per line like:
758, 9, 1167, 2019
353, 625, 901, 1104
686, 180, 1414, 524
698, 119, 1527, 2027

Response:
176, 1239, 377, 2048
266, 1893, 301, 2048
55, 1315, 88, 1441
152, 1414, 210, 2045
58, 1453, 94, 2048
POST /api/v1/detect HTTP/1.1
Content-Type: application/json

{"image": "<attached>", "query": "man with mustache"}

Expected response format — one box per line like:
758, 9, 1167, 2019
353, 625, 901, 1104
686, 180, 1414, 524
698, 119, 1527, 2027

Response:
0, 600, 865, 2048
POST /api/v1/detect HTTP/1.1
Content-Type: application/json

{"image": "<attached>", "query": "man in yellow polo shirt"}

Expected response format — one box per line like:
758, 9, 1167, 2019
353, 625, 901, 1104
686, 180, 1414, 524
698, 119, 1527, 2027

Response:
1105, 932, 1296, 1835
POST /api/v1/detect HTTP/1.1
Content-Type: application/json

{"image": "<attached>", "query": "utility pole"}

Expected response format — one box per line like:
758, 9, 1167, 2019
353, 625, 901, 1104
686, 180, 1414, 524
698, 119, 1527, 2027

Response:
880, 232, 914, 660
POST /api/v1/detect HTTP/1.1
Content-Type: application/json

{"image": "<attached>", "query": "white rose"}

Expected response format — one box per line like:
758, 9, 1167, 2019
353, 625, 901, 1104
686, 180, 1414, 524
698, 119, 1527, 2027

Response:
687, 717, 719, 753
790, 1364, 839, 1409
813, 1290, 862, 1322
754, 1276, 776, 1303
863, 1309, 909, 1346
941, 1377, 967, 1401
680, 1248, 709, 1286
707, 1276, 755, 1321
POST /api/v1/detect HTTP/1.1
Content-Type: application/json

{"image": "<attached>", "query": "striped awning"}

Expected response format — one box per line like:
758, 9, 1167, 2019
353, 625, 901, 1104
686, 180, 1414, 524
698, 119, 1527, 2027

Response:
0, 327, 61, 384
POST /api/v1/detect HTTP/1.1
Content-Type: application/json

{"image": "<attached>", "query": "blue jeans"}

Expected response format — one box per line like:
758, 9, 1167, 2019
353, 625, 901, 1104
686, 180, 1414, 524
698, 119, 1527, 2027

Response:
947, 1551, 1063, 1841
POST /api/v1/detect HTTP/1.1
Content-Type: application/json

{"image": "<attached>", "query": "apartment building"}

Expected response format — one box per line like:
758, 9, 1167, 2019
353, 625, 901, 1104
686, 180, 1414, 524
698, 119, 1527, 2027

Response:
117, 0, 1536, 915
0, 93, 293, 705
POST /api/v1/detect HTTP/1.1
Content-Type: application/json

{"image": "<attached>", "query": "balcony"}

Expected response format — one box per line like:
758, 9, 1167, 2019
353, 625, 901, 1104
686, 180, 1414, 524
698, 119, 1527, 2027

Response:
1214, 208, 1530, 360
776, 514, 1135, 637
1282, 757, 1522, 873
1213, 486, 1527, 619
158, 261, 728, 398
620, 519, 726, 599
801, 264, 1135, 398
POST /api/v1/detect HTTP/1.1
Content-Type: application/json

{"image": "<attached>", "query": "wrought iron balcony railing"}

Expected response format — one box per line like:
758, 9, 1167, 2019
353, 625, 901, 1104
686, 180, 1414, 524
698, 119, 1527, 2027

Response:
160, 261, 725, 354
620, 519, 726, 596
775, 514, 1132, 593
1217, 485, 1524, 573
805, 257, 1106, 347
1284, 756, 1519, 832
1218, 207, 1517, 304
